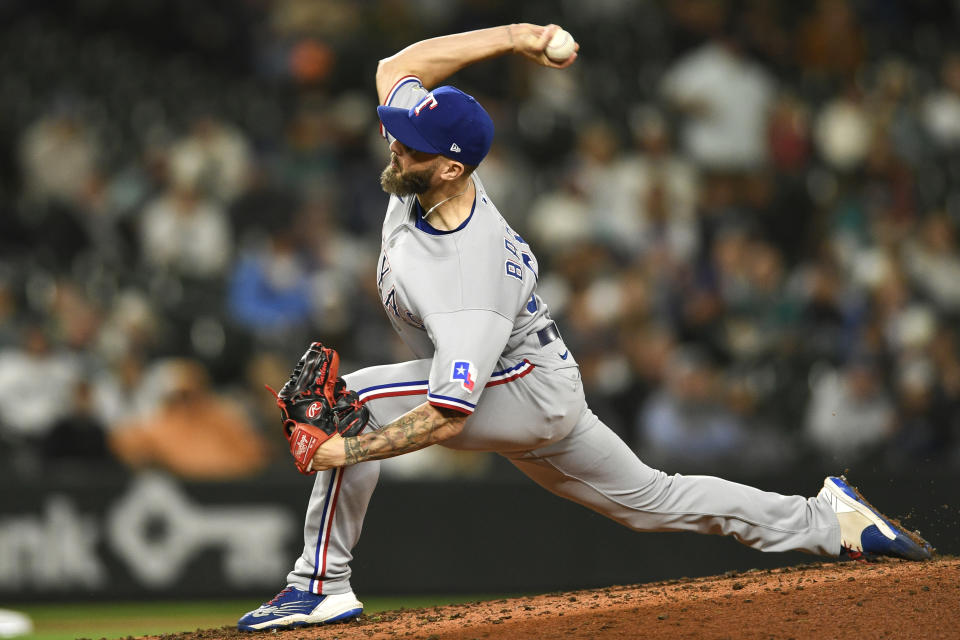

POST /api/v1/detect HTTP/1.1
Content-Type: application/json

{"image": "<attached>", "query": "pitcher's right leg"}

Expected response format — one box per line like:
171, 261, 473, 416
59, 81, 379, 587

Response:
505, 406, 841, 556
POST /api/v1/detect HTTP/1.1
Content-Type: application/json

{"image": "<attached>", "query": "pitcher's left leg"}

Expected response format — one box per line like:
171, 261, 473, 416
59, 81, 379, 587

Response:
239, 360, 431, 631
286, 460, 381, 595
239, 460, 376, 630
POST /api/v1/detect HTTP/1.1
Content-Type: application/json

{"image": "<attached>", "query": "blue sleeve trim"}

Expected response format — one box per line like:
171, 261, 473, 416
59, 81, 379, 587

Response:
427, 391, 477, 408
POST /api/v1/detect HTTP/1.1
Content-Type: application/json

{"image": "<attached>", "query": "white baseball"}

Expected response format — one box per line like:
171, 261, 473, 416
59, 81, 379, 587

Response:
545, 28, 576, 62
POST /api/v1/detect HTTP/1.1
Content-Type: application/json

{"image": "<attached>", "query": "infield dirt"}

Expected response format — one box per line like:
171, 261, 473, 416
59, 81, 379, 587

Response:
149, 556, 960, 640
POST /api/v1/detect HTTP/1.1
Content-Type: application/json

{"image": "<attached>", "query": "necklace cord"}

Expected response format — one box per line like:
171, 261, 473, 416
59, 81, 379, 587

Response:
420, 186, 469, 220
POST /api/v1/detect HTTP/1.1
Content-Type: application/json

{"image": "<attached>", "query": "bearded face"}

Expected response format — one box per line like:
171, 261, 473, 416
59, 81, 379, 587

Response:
380, 154, 438, 196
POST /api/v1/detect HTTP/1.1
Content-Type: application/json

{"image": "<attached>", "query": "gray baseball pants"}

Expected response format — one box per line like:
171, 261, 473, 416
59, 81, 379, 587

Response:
287, 351, 841, 595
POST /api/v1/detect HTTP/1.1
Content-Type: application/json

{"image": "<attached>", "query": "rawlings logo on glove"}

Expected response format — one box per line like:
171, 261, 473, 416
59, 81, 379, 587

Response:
306, 401, 325, 419
268, 342, 370, 475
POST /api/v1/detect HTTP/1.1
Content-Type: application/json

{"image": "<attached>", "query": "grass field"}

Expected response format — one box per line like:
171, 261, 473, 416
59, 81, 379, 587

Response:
9, 595, 502, 640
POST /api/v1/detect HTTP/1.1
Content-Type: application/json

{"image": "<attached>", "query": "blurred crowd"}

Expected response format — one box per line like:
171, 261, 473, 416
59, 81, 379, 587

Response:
2, 0, 960, 481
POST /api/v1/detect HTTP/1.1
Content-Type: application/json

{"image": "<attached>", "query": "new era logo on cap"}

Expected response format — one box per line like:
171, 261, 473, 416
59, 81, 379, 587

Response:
377, 85, 494, 166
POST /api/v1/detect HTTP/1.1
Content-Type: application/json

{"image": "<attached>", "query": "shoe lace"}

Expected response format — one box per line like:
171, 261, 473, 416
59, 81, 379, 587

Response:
841, 545, 865, 562
267, 587, 293, 605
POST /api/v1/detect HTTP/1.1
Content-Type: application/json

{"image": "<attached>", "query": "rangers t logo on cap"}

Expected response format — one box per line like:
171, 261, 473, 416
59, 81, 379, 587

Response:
413, 93, 438, 116
377, 85, 494, 166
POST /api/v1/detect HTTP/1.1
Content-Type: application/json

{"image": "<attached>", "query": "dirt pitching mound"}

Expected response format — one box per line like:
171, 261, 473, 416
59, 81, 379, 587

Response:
153, 557, 960, 640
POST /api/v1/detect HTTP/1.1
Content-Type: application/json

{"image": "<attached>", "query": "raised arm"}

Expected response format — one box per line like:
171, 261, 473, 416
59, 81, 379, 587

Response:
376, 23, 579, 103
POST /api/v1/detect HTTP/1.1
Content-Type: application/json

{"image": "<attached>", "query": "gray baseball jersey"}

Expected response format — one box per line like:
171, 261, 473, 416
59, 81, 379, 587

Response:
373, 76, 562, 420
285, 77, 843, 597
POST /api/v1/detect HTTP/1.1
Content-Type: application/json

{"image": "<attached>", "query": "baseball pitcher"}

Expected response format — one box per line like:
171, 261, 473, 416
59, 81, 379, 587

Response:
238, 23, 932, 631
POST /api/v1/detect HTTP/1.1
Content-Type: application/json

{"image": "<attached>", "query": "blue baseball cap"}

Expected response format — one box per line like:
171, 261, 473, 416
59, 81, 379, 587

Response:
377, 86, 494, 166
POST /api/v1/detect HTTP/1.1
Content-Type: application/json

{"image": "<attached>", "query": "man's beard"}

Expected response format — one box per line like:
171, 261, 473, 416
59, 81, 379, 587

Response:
380, 156, 436, 196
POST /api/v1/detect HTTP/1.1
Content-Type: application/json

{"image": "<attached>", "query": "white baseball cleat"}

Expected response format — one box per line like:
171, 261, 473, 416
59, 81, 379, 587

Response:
237, 586, 363, 631
819, 475, 933, 561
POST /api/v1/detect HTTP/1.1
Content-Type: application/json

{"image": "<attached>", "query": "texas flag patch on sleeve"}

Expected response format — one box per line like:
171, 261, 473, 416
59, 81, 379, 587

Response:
451, 360, 476, 393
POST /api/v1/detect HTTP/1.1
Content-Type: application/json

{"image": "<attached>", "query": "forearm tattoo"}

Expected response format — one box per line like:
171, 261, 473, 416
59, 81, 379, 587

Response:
343, 403, 461, 465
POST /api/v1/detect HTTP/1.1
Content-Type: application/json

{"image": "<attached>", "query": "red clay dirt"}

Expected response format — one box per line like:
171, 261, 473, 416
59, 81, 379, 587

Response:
150, 557, 960, 640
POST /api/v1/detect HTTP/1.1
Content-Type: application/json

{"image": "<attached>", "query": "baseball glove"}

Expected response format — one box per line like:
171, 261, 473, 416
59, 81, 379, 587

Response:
269, 342, 369, 475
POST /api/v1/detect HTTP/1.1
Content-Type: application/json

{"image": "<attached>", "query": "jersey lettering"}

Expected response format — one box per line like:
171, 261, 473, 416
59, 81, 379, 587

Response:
503, 224, 539, 281
527, 294, 538, 313
383, 287, 401, 319
522, 252, 538, 280
377, 253, 391, 288
413, 93, 439, 116
505, 260, 523, 281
